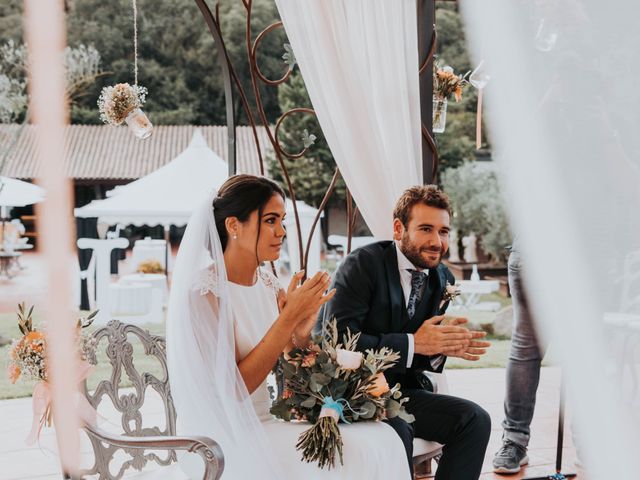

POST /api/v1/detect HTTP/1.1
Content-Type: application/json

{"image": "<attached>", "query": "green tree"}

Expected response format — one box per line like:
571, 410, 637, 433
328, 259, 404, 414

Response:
64, 0, 285, 125
434, 2, 488, 170
0, 0, 287, 126
441, 162, 511, 263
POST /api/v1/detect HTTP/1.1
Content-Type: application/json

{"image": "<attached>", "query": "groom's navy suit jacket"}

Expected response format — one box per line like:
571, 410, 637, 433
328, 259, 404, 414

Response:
321, 240, 455, 389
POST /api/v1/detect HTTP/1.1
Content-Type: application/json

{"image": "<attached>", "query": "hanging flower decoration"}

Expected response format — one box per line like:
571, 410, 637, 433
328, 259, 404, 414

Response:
432, 61, 470, 134
98, 83, 146, 125
6, 303, 99, 445
98, 83, 152, 139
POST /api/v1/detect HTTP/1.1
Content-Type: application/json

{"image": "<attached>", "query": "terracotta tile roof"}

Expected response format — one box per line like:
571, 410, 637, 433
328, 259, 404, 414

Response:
0, 124, 273, 180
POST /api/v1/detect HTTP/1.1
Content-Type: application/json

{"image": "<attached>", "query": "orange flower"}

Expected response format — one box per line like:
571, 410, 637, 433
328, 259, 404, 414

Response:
282, 389, 293, 399
25, 331, 45, 352
454, 86, 463, 102
368, 373, 390, 397
7, 364, 21, 384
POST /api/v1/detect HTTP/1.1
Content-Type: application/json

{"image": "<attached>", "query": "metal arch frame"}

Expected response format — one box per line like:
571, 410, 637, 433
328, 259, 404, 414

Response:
192, 0, 440, 262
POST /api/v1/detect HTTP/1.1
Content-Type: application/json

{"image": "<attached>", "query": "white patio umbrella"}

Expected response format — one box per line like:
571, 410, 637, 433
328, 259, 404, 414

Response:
0, 175, 45, 210
0, 175, 45, 242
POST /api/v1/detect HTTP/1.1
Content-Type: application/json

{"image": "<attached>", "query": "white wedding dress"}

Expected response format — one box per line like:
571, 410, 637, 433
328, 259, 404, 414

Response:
227, 268, 411, 479
168, 193, 409, 479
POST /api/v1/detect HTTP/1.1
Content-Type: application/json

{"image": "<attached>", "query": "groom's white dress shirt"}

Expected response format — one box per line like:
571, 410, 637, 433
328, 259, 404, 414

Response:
395, 242, 445, 370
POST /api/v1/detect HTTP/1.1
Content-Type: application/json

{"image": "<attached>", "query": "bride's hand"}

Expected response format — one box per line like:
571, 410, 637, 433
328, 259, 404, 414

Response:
282, 270, 335, 325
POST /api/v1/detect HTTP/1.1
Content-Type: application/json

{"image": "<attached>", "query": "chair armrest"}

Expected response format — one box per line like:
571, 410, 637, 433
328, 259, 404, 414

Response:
83, 424, 224, 480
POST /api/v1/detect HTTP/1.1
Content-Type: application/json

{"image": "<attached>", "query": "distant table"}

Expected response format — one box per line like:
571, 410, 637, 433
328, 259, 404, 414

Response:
108, 283, 152, 316
0, 252, 22, 279
456, 279, 501, 310
131, 238, 167, 271
2, 243, 33, 269
119, 273, 168, 305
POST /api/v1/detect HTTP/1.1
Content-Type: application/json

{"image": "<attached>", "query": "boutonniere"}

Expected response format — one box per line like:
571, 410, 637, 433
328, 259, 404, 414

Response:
438, 282, 461, 312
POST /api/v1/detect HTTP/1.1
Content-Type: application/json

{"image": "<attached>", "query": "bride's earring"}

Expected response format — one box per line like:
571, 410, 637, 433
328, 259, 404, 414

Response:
233, 233, 238, 240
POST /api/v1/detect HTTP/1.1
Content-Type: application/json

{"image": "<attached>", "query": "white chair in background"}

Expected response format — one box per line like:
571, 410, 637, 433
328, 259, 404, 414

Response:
77, 251, 97, 311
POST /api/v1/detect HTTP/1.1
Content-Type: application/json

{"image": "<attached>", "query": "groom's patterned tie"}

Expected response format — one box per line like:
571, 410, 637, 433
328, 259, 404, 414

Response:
407, 269, 427, 319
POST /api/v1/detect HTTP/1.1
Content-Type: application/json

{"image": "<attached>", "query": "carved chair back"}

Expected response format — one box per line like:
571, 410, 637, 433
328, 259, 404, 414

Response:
82, 319, 177, 478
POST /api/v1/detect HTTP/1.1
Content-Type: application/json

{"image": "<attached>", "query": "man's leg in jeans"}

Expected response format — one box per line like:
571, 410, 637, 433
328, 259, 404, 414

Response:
502, 250, 545, 448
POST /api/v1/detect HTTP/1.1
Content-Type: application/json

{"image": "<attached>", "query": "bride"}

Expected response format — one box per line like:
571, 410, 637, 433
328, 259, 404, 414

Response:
167, 174, 411, 479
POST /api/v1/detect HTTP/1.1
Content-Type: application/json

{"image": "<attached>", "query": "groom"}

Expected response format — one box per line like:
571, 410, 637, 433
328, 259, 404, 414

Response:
322, 185, 491, 479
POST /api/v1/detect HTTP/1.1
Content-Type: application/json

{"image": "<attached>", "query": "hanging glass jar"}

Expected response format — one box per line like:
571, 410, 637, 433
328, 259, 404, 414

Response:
125, 107, 153, 139
432, 95, 448, 134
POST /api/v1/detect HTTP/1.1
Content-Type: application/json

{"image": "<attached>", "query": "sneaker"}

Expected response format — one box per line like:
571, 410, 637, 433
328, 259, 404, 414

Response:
492, 440, 529, 474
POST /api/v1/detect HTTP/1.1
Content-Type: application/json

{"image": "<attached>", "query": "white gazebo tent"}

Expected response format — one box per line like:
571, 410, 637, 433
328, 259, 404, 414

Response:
74, 129, 229, 228
73, 129, 229, 324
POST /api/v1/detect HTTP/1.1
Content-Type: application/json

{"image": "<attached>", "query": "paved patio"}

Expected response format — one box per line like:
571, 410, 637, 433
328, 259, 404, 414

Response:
1, 252, 583, 478
0, 367, 581, 479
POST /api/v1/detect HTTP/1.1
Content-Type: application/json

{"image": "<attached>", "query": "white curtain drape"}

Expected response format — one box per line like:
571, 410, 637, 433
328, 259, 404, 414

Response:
460, 0, 640, 478
275, 0, 423, 239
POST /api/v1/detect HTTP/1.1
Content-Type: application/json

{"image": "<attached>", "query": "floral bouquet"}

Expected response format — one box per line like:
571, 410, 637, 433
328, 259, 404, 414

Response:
270, 320, 414, 469
6, 303, 99, 444
97, 82, 152, 138
137, 259, 164, 274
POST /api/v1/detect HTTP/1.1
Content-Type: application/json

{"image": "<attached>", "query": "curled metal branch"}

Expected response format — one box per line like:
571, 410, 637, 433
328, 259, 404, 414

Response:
419, 26, 437, 76
422, 124, 439, 181
251, 21, 293, 86
273, 107, 317, 160
302, 168, 340, 271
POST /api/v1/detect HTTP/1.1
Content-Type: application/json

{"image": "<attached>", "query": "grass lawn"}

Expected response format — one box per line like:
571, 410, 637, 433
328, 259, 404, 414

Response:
0, 293, 515, 399
0, 310, 166, 400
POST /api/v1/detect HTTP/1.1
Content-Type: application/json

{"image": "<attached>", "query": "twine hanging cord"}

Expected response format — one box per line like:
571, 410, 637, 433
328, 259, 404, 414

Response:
132, 0, 138, 86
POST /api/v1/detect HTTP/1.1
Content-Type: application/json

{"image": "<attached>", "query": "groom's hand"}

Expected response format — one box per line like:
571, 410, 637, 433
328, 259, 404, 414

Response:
413, 315, 473, 356
438, 317, 491, 361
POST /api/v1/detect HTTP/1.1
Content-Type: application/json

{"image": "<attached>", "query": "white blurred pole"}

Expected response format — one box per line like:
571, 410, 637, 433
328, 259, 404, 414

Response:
24, 0, 80, 475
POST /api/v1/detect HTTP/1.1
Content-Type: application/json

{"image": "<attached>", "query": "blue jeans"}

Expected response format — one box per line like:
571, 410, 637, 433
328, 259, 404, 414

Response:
502, 249, 546, 448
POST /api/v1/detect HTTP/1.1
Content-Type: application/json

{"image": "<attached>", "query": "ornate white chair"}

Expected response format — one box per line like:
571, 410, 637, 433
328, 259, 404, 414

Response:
81, 320, 224, 479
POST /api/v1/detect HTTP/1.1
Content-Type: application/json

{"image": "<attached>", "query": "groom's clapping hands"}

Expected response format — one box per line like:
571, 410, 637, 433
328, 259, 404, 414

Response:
441, 317, 491, 361
413, 315, 490, 360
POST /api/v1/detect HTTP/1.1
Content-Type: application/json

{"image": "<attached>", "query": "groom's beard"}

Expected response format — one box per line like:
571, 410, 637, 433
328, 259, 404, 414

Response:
399, 234, 443, 270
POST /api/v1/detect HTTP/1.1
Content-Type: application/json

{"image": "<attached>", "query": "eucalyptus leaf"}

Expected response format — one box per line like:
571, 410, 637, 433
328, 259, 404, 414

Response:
360, 401, 376, 419
321, 362, 336, 377
281, 360, 296, 377
300, 396, 317, 409
310, 372, 331, 386
317, 351, 329, 364
331, 380, 348, 400
397, 410, 416, 423
386, 399, 400, 418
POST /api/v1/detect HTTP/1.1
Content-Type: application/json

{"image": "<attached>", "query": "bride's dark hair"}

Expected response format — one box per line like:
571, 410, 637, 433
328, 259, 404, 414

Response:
212, 174, 286, 251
